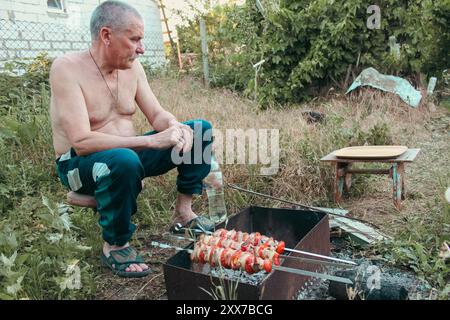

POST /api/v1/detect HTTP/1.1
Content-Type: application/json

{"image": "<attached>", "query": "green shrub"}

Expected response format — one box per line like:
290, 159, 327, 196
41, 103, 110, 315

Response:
178, 0, 450, 107
0, 54, 95, 299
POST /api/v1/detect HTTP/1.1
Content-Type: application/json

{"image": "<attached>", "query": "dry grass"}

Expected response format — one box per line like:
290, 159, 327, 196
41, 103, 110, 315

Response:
130, 75, 448, 239
94, 75, 450, 300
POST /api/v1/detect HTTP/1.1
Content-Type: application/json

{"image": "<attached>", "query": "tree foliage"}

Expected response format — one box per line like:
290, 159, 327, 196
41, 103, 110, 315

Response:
177, 0, 450, 107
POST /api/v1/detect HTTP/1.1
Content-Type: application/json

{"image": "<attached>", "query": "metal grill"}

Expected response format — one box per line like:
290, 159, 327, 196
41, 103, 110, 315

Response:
163, 206, 332, 300
0, 19, 166, 66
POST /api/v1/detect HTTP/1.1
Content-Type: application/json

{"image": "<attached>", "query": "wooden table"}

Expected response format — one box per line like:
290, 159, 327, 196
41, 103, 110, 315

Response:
320, 148, 420, 210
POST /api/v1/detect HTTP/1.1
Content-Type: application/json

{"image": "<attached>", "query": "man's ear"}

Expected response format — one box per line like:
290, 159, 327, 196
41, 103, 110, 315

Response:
100, 27, 112, 46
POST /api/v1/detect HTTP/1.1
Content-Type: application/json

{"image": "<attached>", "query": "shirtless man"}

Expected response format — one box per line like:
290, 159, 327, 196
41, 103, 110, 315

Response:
50, 1, 214, 278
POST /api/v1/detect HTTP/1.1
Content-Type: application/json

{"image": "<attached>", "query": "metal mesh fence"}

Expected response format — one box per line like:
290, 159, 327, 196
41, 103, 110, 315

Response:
0, 19, 166, 67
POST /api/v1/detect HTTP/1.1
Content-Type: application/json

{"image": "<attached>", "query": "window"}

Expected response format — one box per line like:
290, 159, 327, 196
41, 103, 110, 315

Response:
47, 0, 66, 12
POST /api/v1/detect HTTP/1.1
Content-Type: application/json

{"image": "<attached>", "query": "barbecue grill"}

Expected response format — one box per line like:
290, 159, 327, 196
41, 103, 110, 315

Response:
162, 205, 332, 300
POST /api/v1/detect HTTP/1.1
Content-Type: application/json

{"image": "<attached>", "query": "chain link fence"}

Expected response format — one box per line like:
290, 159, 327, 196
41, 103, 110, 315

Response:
0, 19, 166, 68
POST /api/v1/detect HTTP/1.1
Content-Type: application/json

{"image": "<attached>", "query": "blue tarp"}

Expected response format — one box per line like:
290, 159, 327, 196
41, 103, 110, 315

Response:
346, 67, 422, 108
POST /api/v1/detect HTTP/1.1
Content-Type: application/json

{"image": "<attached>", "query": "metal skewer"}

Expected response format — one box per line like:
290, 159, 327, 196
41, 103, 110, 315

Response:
172, 223, 357, 266
227, 183, 381, 230
150, 241, 353, 285
162, 232, 354, 269
282, 248, 357, 266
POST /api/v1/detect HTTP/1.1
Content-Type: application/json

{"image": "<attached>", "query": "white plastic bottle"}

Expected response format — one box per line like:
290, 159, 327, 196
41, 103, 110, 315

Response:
204, 155, 227, 224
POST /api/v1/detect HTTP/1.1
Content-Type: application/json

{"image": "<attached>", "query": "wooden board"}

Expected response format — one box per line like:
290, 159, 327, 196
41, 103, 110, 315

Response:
334, 146, 408, 159
329, 216, 392, 244
320, 148, 420, 163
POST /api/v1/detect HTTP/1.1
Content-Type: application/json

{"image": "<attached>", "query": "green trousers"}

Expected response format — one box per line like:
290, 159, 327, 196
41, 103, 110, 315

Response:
56, 119, 213, 246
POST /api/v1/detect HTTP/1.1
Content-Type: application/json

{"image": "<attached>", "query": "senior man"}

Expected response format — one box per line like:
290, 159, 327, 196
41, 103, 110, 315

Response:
50, 1, 214, 277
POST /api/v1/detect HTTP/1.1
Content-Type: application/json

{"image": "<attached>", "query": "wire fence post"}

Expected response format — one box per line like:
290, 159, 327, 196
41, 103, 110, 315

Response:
200, 18, 209, 88
253, 59, 265, 102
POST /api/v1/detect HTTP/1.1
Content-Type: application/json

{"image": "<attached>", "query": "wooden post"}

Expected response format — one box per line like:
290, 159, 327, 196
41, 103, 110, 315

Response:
199, 18, 210, 88
334, 162, 346, 203
344, 164, 352, 192
398, 162, 405, 200
176, 39, 183, 70
391, 162, 402, 210
254, 68, 258, 101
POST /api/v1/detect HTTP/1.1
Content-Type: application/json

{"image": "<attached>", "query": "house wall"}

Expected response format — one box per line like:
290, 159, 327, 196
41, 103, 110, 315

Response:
0, 0, 165, 66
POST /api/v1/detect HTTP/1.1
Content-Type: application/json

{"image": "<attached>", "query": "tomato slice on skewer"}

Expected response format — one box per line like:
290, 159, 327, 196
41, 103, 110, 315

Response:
263, 259, 272, 273
258, 245, 265, 258
273, 252, 280, 266
231, 250, 241, 270
276, 241, 285, 254
209, 247, 216, 266
220, 248, 229, 268
199, 250, 206, 264
245, 255, 255, 274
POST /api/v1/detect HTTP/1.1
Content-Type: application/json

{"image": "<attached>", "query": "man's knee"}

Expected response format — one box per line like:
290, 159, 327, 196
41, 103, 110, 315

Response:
198, 119, 212, 132
185, 119, 213, 135
104, 148, 144, 178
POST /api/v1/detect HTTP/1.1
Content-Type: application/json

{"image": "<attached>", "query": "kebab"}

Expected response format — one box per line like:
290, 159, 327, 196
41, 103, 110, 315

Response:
211, 228, 286, 254
151, 240, 354, 284
190, 242, 273, 274
196, 233, 281, 266
173, 223, 357, 266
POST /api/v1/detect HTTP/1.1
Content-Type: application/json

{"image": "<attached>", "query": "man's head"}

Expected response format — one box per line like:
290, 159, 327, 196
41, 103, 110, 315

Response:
90, 1, 145, 68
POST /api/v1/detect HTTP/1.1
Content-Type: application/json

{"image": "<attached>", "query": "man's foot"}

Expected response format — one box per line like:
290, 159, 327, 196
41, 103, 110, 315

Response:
103, 242, 149, 275
173, 193, 196, 226
172, 210, 197, 227
171, 193, 215, 233
170, 210, 215, 234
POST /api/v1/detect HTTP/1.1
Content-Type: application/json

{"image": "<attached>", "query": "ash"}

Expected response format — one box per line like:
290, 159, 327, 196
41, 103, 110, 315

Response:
296, 237, 434, 300
210, 267, 268, 285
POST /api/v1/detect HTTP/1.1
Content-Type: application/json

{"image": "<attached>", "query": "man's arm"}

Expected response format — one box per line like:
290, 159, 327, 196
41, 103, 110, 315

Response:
134, 61, 193, 153
50, 58, 180, 156
134, 61, 177, 131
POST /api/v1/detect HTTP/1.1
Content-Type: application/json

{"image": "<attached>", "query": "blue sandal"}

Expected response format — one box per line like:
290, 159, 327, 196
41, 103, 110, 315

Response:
101, 246, 151, 278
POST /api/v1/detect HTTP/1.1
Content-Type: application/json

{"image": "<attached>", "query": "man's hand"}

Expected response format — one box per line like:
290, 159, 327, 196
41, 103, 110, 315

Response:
150, 124, 193, 153
168, 121, 193, 153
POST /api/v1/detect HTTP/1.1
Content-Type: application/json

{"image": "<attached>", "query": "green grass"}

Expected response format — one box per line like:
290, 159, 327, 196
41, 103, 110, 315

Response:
1, 55, 449, 299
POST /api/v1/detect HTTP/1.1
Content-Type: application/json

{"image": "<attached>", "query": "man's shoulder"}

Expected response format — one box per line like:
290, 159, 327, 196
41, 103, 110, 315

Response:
51, 51, 85, 75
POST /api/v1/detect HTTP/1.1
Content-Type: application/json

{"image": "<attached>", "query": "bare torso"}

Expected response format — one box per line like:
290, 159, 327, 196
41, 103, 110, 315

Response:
50, 50, 139, 157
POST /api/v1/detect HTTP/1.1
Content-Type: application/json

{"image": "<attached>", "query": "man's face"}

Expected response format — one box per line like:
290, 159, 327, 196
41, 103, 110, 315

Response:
110, 15, 145, 69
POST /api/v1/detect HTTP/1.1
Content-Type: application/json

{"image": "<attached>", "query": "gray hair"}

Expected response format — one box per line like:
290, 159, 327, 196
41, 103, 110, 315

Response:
90, 1, 142, 40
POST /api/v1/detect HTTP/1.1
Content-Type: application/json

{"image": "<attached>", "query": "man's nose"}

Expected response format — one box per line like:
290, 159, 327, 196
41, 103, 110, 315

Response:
136, 41, 145, 55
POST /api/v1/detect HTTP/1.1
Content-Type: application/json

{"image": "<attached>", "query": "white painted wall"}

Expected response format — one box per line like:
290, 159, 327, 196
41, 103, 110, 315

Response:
0, 0, 166, 66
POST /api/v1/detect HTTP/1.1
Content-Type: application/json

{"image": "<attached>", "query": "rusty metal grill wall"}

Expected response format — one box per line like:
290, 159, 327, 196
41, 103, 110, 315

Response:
163, 206, 330, 300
